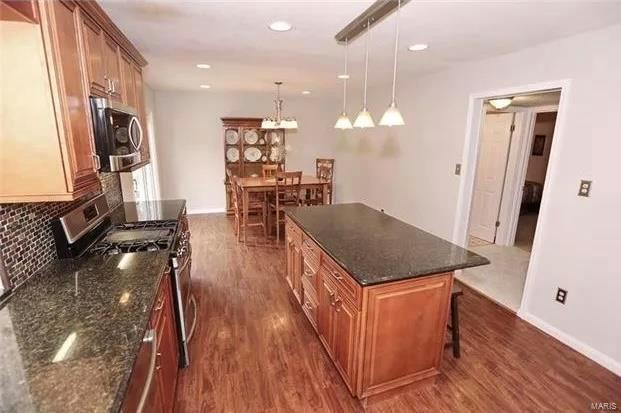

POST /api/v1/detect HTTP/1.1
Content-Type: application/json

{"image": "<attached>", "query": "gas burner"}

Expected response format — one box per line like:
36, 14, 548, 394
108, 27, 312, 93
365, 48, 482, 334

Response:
89, 237, 172, 256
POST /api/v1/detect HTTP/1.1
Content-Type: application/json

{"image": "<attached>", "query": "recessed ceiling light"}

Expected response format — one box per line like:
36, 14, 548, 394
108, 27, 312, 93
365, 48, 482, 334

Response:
302, 90, 311, 95
196, 63, 211, 69
337, 74, 350, 80
199, 84, 211, 89
408, 44, 428, 52
269, 21, 292, 32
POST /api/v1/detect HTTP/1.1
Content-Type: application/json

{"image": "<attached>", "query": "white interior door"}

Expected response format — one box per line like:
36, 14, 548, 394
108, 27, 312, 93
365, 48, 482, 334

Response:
470, 112, 514, 242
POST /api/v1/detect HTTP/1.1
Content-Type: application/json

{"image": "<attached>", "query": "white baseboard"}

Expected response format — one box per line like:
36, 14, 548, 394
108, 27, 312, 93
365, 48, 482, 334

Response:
186, 207, 226, 215
517, 310, 621, 377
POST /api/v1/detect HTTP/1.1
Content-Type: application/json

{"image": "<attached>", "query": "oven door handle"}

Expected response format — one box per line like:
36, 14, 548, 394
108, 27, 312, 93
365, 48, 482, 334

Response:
136, 328, 157, 413
129, 116, 143, 151
187, 293, 198, 343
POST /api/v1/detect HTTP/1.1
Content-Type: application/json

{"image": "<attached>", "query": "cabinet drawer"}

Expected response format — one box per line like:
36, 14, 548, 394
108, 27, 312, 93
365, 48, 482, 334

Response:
301, 235, 320, 265
285, 217, 302, 243
321, 255, 362, 309
302, 255, 318, 291
301, 288, 318, 330
150, 273, 169, 328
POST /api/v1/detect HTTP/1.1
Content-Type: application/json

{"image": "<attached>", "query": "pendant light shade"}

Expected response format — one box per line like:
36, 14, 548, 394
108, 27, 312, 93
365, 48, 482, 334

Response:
335, 39, 353, 129
379, 102, 404, 126
262, 82, 298, 129
335, 112, 353, 129
379, 0, 404, 127
354, 19, 375, 128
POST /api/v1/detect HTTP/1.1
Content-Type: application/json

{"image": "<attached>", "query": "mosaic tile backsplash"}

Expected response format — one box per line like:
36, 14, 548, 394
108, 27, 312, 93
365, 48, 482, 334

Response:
0, 173, 122, 288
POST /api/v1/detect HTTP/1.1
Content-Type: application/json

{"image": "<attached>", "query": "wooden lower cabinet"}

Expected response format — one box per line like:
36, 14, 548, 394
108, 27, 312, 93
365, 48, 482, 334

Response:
122, 269, 179, 413
285, 227, 303, 303
286, 217, 453, 402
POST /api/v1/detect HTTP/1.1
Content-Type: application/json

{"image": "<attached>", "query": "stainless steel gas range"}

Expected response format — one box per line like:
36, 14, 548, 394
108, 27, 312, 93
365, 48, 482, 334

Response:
52, 194, 196, 367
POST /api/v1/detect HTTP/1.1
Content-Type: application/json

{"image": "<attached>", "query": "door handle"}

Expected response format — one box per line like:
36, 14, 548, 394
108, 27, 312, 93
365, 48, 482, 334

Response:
136, 329, 157, 413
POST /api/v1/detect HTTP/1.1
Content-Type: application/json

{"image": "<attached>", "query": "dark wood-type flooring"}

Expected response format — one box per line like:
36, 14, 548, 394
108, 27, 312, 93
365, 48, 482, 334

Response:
174, 214, 620, 412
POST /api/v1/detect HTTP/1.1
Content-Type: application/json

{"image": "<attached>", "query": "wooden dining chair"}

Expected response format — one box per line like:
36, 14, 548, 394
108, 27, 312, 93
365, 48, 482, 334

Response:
268, 171, 302, 242
310, 158, 334, 205
262, 164, 279, 178
227, 169, 267, 242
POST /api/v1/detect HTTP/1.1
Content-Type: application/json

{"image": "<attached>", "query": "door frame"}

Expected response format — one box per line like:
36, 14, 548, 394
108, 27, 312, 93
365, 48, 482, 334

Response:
452, 79, 571, 313
498, 104, 559, 246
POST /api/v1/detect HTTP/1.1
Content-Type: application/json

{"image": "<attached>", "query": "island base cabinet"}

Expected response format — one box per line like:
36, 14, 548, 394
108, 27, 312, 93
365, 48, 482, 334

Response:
358, 273, 452, 399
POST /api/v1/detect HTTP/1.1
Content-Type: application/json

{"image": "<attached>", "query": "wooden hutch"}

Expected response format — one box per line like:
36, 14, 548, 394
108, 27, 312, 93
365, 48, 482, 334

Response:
222, 117, 286, 213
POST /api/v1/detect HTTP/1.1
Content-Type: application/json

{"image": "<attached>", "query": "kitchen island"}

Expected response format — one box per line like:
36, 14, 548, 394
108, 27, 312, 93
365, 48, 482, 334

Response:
284, 203, 489, 402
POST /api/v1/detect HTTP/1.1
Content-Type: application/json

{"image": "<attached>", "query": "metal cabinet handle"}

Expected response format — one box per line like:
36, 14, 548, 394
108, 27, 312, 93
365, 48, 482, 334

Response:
187, 294, 198, 343
331, 270, 343, 281
154, 296, 164, 311
92, 154, 101, 170
136, 328, 157, 413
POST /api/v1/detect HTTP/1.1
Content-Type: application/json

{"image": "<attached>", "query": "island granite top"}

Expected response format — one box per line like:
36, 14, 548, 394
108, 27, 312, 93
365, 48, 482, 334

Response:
0, 251, 170, 413
285, 203, 489, 286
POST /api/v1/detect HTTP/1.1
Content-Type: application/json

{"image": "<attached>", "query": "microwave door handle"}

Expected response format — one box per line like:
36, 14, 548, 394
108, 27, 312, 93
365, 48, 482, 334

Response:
129, 116, 143, 151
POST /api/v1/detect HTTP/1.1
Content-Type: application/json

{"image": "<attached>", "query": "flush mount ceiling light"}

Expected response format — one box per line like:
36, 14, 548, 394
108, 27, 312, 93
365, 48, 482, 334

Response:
302, 90, 312, 95
353, 20, 375, 128
268, 21, 292, 32
380, 0, 404, 127
262, 82, 298, 129
335, 38, 353, 130
199, 84, 211, 89
489, 97, 513, 110
408, 43, 428, 51
196, 63, 211, 69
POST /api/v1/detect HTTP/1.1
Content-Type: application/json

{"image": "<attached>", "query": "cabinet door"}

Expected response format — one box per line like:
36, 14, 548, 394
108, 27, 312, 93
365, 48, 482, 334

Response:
285, 235, 295, 290
120, 52, 136, 107
332, 296, 358, 391
103, 34, 121, 101
317, 275, 336, 357
132, 64, 150, 161
45, 1, 98, 192
292, 242, 303, 303
156, 279, 179, 413
80, 13, 106, 95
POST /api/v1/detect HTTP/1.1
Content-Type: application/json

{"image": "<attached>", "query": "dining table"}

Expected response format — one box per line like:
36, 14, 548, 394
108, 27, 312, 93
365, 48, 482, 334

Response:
236, 175, 330, 243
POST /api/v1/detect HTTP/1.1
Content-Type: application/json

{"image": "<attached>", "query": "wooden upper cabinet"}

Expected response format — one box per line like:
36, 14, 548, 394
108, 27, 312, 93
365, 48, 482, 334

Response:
132, 64, 150, 162
0, 0, 100, 202
0, 0, 149, 202
103, 34, 122, 100
80, 12, 106, 96
120, 52, 136, 107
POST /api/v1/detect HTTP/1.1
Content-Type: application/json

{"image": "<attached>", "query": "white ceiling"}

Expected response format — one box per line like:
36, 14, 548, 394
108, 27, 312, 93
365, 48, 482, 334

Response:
100, 0, 621, 96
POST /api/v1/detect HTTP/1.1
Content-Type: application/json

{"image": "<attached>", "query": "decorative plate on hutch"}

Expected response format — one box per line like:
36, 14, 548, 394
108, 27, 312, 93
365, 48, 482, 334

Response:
225, 129, 239, 145
226, 147, 239, 162
244, 147, 262, 162
244, 129, 259, 144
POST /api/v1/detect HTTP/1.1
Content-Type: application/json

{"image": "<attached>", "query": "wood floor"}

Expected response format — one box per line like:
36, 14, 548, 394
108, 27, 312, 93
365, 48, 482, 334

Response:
174, 214, 620, 412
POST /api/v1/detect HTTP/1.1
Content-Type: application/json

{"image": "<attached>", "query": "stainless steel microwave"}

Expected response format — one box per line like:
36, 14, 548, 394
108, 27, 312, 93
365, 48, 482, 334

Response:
90, 97, 143, 172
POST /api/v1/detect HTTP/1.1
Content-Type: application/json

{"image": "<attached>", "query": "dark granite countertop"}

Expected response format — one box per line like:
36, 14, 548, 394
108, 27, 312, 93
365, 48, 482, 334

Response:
285, 203, 489, 286
109, 199, 186, 225
0, 251, 170, 413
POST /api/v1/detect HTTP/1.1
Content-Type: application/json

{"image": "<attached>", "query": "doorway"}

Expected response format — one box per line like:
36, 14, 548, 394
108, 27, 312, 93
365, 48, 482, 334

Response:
456, 89, 561, 312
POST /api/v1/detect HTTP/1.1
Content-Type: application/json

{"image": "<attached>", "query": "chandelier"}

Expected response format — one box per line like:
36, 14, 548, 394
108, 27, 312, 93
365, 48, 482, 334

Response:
262, 82, 298, 129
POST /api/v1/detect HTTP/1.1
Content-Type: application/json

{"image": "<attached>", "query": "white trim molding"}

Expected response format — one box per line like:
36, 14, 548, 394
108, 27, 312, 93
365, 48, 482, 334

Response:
518, 310, 621, 376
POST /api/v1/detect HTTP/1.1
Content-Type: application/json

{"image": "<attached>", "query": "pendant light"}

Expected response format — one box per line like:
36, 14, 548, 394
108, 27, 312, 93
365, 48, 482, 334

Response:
262, 82, 298, 129
353, 19, 375, 128
335, 38, 353, 129
379, 0, 405, 127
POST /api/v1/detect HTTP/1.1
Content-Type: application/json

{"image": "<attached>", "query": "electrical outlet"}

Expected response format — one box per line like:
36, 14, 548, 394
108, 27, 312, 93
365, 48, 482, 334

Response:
454, 163, 461, 176
555, 288, 567, 304
578, 180, 592, 197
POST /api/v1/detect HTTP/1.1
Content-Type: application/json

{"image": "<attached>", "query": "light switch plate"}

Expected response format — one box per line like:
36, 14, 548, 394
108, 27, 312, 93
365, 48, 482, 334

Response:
578, 180, 592, 197
454, 163, 461, 176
